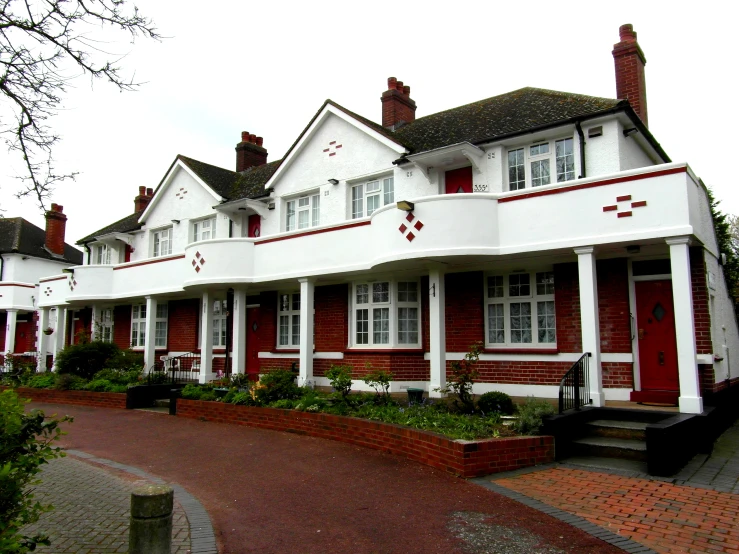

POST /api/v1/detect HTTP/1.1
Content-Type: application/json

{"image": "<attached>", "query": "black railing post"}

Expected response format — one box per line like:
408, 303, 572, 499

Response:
574, 358, 581, 411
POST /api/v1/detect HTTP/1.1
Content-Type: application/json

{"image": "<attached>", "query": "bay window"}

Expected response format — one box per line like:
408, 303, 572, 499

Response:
351, 177, 394, 219
352, 280, 420, 348
153, 227, 172, 257
131, 303, 168, 348
277, 292, 301, 347
507, 138, 575, 191
286, 194, 320, 231
484, 272, 556, 347
212, 299, 227, 347
193, 217, 216, 242
100, 308, 113, 342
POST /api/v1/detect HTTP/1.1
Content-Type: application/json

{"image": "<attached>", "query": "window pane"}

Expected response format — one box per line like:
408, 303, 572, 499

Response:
298, 210, 310, 229
383, 177, 394, 205
132, 305, 139, 319
212, 319, 221, 346
156, 304, 168, 319
140, 305, 146, 319
510, 302, 531, 343
397, 282, 417, 303
279, 315, 289, 345
556, 138, 575, 182
351, 186, 364, 219
138, 322, 146, 346
530, 143, 549, 156
508, 149, 525, 190
536, 272, 555, 295
298, 197, 310, 208
356, 284, 368, 304
537, 301, 556, 343
366, 194, 380, 216
292, 293, 300, 311
398, 307, 418, 344
488, 304, 505, 343
372, 282, 389, 303
312, 194, 320, 227
531, 159, 550, 187
153, 233, 160, 257
291, 314, 300, 345
286, 201, 296, 231
509, 274, 530, 297
373, 308, 389, 344
155, 321, 167, 347
356, 309, 368, 344
366, 180, 380, 193
487, 276, 504, 298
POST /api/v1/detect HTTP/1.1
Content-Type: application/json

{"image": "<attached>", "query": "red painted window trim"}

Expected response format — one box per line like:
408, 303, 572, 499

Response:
498, 166, 686, 203
483, 348, 560, 355
255, 221, 371, 246
0, 282, 36, 289
113, 254, 186, 270
38, 276, 67, 283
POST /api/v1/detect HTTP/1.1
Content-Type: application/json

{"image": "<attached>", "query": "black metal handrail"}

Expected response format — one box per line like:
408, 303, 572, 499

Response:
146, 352, 201, 385
558, 352, 592, 414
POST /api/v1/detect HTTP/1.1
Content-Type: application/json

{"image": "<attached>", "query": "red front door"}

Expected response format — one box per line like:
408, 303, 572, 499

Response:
246, 307, 260, 380
635, 280, 679, 392
445, 167, 472, 194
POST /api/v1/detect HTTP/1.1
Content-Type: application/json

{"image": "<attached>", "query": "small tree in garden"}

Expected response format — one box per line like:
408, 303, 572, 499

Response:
326, 365, 353, 400
436, 342, 483, 414
0, 390, 72, 552
363, 366, 394, 401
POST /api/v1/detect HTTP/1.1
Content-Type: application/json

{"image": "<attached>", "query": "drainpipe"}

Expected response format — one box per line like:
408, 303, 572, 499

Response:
0, 253, 4, 281
575, 121, 586, 179
84, 243, 91, 265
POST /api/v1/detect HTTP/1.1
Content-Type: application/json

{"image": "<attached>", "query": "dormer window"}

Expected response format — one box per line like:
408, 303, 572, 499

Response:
193, 217, 216, 242
507, 138, 575, 191
351, 177, 394, 219
153, 227, 172, 257
93, 243, 112, 265
286, 194, 320, 231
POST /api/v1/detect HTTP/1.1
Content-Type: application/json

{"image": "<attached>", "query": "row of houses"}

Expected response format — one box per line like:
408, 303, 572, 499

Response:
2, 25, 737, 415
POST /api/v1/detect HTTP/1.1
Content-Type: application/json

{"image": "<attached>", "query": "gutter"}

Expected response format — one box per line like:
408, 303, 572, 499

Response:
0, 253, 3, 281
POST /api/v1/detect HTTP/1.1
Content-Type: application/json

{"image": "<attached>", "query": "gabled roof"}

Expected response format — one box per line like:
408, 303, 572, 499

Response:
0, 218, 83, 264
178, 155, 280, 201
77, 211, 144, 245
393, 87, 623, 154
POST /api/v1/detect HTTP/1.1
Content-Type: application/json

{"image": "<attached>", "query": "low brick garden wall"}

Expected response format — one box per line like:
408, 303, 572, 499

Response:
2, 386, 127, 409
177, 399, 554, 478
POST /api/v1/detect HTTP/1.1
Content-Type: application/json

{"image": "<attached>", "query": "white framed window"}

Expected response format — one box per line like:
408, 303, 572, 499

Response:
286, 194, 320, 231
484, 271, 556, 348
100, 308, 113, 342
153, 227, 173, 257
277, 292, 301, 347
351, 177, 394, 219
93, 243, 112, 265
212, 299, 227, 347
352, 280, 420, 348
506, 138, 575, 191
131, 303, 168, 348
193, 217, 216, 242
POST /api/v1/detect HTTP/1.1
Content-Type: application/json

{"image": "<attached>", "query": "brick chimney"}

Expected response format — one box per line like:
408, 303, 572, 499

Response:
134, 186, 154, 212
613, 23, 648, 126
44, 203, 67, 256
235, 132, 268, 172
381, 77, 417, 130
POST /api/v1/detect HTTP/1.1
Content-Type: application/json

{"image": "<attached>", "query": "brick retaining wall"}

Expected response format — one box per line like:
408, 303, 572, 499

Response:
176, 399, 554, 478
2, 387, 127, 409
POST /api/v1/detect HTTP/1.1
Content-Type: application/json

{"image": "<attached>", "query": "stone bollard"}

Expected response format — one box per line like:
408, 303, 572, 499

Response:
128, 484, 173, 554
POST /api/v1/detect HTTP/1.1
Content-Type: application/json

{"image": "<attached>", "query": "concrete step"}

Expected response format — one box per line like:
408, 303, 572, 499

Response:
153, 398, 170, 408
572, 436, 648, 462
586, 419, 648, 441
562, 456, 648, 474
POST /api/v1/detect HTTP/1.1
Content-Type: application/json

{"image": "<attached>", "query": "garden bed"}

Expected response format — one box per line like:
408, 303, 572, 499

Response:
0, 386, 127, 409
177, 399, 554, 478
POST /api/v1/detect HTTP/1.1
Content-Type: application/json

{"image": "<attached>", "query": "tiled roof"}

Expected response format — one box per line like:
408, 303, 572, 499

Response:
77, 212, 143, 245
178, 155, 280, 201
393, 87, 623, 154
0, 217, 83, 264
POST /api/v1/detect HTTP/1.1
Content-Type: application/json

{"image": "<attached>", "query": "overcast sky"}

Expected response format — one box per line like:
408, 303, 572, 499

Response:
1, 1, 736, 245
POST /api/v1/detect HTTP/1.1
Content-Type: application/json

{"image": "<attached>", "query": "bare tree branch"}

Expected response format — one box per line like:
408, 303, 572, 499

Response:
0, 0, 160, 212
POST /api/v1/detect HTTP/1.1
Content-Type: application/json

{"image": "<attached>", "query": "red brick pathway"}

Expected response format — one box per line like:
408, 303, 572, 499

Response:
494, 467, 739, 553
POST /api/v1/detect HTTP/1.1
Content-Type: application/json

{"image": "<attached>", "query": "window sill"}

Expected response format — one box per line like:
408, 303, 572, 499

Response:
271, 348, 300, 354
344, 348, 424, 354
483, 347, 559, 355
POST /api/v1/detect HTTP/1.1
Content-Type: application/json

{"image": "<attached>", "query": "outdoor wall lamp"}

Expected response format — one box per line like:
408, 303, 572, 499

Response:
328, 178, 339, 185
396, 200, 414, 211
171, 219, 180, 224
626, 245, 641, 254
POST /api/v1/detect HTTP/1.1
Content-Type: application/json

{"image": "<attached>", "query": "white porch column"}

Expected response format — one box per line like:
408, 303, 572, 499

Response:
90, 304, 100, 341
52, 308, 67, 369
37, 308, 50, 372
4, 309, 18, 354
232, 288, 247, 376
298, 278, 314, 386
575, 246, 605, 407
143, 296, 157, 374
199, 291, 214, 383
667, 237, 703, 414
428, 269, 447, 398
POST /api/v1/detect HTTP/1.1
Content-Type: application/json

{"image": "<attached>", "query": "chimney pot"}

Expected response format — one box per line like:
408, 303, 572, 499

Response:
146, 188, 153, 196
249, 134, 257, 143
235, 131, 268, 171
613, 23, 648, 126
256, 136, 263, 147
138, 186, 146, 195
396, 80, 404, 91
381, 76, 417, 129
619, 23, 636, 41
45, 202, 68, 255
241, 131, 249, 142
387, 77, 397, 90
403, 85, 410, 95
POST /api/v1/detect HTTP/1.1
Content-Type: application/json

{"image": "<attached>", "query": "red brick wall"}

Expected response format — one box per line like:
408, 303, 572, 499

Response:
597, 258, 631, 353
474, 360, 572, 386
176, 399, 554, 478
168, 298, 199, 352
445, 271, 484, 352
554, 263, 581, 352
44, 203, 68, 256
315, 284, 348, 352
690, 247, 712, 355
613, 24, 648, 125
113, 305, 131, 349
7, 387, 127, 409
603, 362, 633, 388
314, 353, 429, 381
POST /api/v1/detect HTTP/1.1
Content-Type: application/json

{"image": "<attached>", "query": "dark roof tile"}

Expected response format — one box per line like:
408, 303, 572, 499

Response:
77, 212, 144, 245
0, 217, 83, 264
178, 155, 280, 201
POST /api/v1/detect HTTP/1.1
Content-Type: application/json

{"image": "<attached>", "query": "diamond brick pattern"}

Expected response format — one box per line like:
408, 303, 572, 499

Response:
176, 187, 188, 200
192, 251, 206, 273
398, 212, 424, 243
603, 194, 646, 218
44, 286, 52, 297
322, 140, 343, 157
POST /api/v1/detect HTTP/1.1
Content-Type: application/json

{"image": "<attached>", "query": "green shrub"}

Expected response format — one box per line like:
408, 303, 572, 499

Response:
513, 397, 555, 435
229, 373, 253, 389
54, 374, 88, 391
326, 365, 352, 400
363, 368, 393, 399
84, 379, 114, 392
270, 399, 296, 409
24, 373, 56, 390
229, 391, 259, 406
94, 368, 142, 385
200, 390, 217, 402
0, 390, 71, 552
55, 342, 122, 380
477, 391, 514, 415
180, 384, 206, 400
436, 342, 483, 414
256, 370, 301, 403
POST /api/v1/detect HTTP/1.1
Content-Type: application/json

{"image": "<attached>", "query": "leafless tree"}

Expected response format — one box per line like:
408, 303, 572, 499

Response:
0, 0, 160, 212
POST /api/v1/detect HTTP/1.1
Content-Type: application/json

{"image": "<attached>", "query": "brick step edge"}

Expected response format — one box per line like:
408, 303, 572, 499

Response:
177, 399, 555, 478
